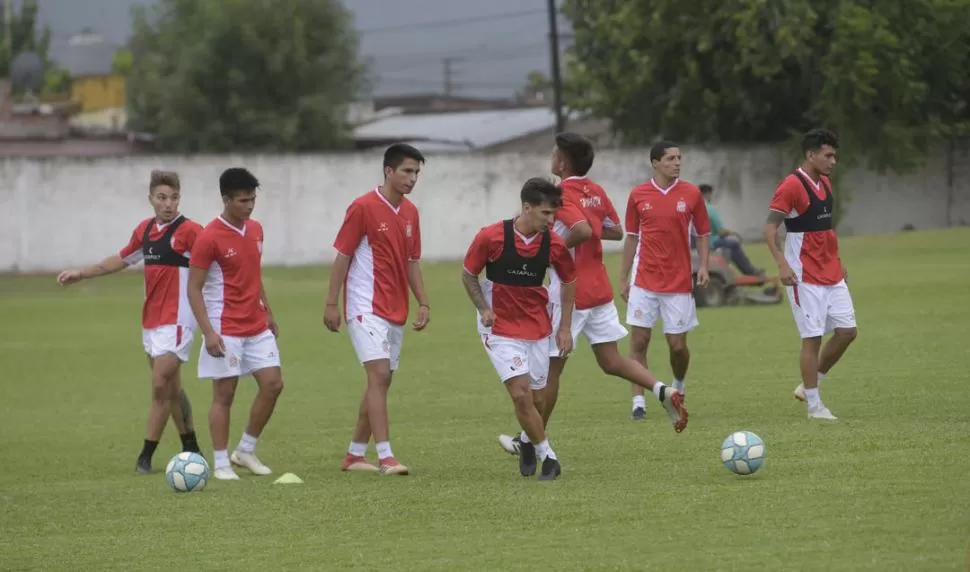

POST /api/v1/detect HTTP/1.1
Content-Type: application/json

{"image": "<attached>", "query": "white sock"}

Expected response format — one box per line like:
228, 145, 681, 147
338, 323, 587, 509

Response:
632, 395, 646, 411
214, 449, 230, 469
652, 382, 666, 400
536, 439, 557, 461
805, 388, 821, 409
237, 432, 257, 453
817, 372, 826, 386
375, 441, 393, 460
519, 431, 531, 444
673, 378, 685, 394
348, 441, 368, 457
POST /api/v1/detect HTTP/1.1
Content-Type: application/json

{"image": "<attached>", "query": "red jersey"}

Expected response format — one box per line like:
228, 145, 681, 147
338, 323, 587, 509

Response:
333, 188, 421, 326
189, 216, 268, 337
769, 168, 843, 285
625, 179, 711, 294
548, 177, 621, 310
119, 214, 202, 329
463, 220, 576, 340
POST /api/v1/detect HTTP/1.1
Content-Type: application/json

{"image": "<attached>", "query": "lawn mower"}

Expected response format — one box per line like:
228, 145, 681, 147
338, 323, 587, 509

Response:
692, 249, 784, 308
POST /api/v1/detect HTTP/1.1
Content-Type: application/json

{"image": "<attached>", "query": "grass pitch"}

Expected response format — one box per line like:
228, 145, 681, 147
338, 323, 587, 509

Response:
1, 228, 969, 571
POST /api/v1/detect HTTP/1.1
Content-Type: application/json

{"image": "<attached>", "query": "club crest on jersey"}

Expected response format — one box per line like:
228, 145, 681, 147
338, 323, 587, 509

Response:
641, 203, 652, 212
405, 222, 412, 237
676, 199, 687, 212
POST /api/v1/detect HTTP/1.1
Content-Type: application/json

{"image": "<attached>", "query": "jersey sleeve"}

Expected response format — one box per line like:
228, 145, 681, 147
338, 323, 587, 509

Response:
333, 201, 366, 257
409, 212, 422, 261
769, 178, 803, 217
556, 199, 587, 229
172, 221, 201, 259
118, 222, 146, 265
624, 191, 640, 236
691, 193, 711, 236
550, 236, 577, 284
462, 227, 495, 276
601, 194, 621, 229
189, 231, 217, 270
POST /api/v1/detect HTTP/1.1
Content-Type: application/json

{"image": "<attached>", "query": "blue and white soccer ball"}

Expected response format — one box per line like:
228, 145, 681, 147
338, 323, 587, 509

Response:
165, 452, 210, 493
720, 431, 766, 475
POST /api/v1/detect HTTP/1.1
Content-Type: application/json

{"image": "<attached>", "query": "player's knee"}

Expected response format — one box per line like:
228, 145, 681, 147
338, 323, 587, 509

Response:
667, 335, 689, 354
835, 327, 857, 344
261, 376, 284, 398
629, 334, 650, 357
596, 351, 625, 376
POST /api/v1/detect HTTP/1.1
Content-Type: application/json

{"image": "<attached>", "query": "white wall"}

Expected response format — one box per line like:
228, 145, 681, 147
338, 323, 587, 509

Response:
2, 145, 968, 272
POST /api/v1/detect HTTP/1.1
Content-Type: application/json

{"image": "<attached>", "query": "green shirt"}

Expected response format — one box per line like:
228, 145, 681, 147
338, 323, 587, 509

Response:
706, 202, 724, 239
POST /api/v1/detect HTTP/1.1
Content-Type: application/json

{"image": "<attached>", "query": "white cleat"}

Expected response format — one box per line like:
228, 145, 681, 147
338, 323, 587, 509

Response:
794, 383, 806, 402
808, 404, 838, 420
498, 434, 521, 456
214, 466, 241, 480
230, 450, 272, 475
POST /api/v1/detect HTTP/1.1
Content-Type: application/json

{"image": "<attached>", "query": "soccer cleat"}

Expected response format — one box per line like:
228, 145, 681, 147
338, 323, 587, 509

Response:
134, 457, 154, 474
498, 433, 521, 456
631, 406, 646, 421
342, 454, 379, 473
538, 457, 561, 481
230, 450, 272, 475
378, 457, 409, 476
808, 404, 838, 420
214, 466, 240, 480
518, 442, 537, 477
793, 383, 806, 402
661, 389, 689, 433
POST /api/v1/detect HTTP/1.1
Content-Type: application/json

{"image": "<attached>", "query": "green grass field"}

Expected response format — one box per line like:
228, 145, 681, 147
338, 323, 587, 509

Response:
2, 228, 969, 571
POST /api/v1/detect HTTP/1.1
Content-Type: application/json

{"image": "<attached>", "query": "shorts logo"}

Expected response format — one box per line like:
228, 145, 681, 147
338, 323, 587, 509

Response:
634, 309, 643, 319
382, 340, 390, 352
229, 355, 239, 368
512, 356, 523, 368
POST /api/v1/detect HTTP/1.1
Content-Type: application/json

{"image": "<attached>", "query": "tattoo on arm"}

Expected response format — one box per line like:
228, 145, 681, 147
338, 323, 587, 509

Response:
461, 272, 489, 312
766, 211, 785, 225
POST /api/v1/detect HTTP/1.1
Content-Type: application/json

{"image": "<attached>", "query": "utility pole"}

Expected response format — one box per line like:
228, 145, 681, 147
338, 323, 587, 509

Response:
442, 57, 461, 96
547, 0, 566, 133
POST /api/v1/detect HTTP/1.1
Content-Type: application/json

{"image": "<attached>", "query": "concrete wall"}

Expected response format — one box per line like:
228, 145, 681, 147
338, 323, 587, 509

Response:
2, 144, 968, 272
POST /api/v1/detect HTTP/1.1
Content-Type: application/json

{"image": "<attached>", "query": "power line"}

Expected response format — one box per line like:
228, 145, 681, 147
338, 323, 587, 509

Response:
358, 9, 546, 35
378, 76, 525, 89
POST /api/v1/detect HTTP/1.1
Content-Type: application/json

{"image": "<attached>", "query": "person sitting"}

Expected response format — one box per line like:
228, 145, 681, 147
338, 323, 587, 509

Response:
700, 184, 764, 277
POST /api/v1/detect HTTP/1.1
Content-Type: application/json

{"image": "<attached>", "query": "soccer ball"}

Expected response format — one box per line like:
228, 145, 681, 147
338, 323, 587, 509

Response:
165, 452, 210, 493
720, 431, 765, 475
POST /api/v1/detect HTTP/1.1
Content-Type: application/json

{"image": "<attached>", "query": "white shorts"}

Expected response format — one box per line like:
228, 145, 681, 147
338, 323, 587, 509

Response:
142, 325, 194, 363
348, 313, 404, 371
548, 302, 628, 357
625, 286, 699, 334
197, 329, 281, 380
788, 280, 857, 338
481, 333, 551, 390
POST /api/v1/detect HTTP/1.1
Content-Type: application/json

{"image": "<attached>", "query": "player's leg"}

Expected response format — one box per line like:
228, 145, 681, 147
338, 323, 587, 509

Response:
786, 284, 837, 419
198, 335, 245, 479
167, 327, 201, 454
136, 352, 178, 473
818, 282, 858, 380
228, 330, 284, 476
625, 287, 661, 420
659, 293, 700, 397
537, 304, 584, 427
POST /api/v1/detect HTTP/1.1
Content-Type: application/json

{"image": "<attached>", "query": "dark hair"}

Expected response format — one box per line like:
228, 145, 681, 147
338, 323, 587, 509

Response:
650, 140, 679, 163
802, 128, 839, 155
520, 177, 562, 207
149, 170, 180, 192
219, 167, 259, 197
554, 132, 595, 176
699, 184, 713, 195
383, 143, 426, 171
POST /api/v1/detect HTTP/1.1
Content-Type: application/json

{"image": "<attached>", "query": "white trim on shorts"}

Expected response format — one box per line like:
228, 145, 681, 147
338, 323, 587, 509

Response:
142, 325, 194, 363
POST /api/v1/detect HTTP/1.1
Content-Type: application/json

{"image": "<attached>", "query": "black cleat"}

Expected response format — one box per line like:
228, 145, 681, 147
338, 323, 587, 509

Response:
135, 456, 154, 474
538, 457, 561, 481
631, 406, 646, 421
519, 442, 537, 477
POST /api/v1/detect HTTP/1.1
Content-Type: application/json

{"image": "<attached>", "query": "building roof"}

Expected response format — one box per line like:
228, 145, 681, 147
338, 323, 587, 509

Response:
353, 107, 576, 151
59, 31, 116, 78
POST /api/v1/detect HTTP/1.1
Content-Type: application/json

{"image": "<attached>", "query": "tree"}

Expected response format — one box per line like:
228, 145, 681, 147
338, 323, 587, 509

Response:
561, 0, 970, 175
126, 0, 366, 152
0, 0, 69, 96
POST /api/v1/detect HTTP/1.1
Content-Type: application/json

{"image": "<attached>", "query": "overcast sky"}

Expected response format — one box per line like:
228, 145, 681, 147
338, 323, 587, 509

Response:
29, 0, 569, 99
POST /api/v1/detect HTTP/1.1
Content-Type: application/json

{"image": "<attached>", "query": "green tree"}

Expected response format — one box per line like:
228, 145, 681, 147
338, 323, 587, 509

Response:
126, 0, 366, 152
561, 0, 970, 175
111, 48, 133, 76
0, 0, 69, 95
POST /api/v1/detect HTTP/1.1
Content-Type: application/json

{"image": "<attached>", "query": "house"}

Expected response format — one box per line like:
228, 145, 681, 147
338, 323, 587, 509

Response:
59, 30, 126, 117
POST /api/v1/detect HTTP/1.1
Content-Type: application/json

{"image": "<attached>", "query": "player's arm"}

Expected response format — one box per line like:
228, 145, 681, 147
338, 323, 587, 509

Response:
692, 197, 712, 276
763, 210, 787, 266
187, 266, 214, 336
599, 193, 624, 241
461, 230, 491, 313
260, 282, 277, 329
58, 254, 129, 284
407, 261, 430, 308
601, 225, 624, 241
324, 203, 366, 330
619, 192, 640, 285
551, 240, 577, 356
559, 201, 592, 248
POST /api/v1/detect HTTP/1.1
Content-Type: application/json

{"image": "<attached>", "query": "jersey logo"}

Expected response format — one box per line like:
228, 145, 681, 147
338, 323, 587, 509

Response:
641, 203, 652, 212
405, 222, 412, 237
676, 199, 687, 213
580, 196, 602, 209
224, 248, 237, 259
377, 222, 389, 232
507, 263, 538, 278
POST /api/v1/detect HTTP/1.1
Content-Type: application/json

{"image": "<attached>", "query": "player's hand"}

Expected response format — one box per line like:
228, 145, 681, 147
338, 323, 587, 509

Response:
267, 318, 280, 338
479, 308, 495, 328
620, 283, 631, 303
842, 266, 849, 283
323, 304, 342, 332
779, 263, 798, 286
696, 267, 710, 288
556, 327, 573, 357
57, 269, 83, 286
413, 304, 430, 331
204, 332, 226, 358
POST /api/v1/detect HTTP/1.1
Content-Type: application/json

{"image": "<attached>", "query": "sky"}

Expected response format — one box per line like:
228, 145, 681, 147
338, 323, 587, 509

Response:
27, 0, 571, 99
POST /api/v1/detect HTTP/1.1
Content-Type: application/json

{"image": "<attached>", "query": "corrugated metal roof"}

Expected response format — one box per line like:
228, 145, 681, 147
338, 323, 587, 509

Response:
60, 33, 116, 78
353, 107, 572, 150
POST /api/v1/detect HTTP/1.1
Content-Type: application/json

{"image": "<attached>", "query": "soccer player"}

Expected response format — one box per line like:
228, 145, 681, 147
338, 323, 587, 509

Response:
187, 168, 284, 481
497, 133, 688, 458
764, 128, 857, 420
324, 143, 430, 477
620, 141, 711, 420
56, 170, 202, 473
462, 177, 578, 481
